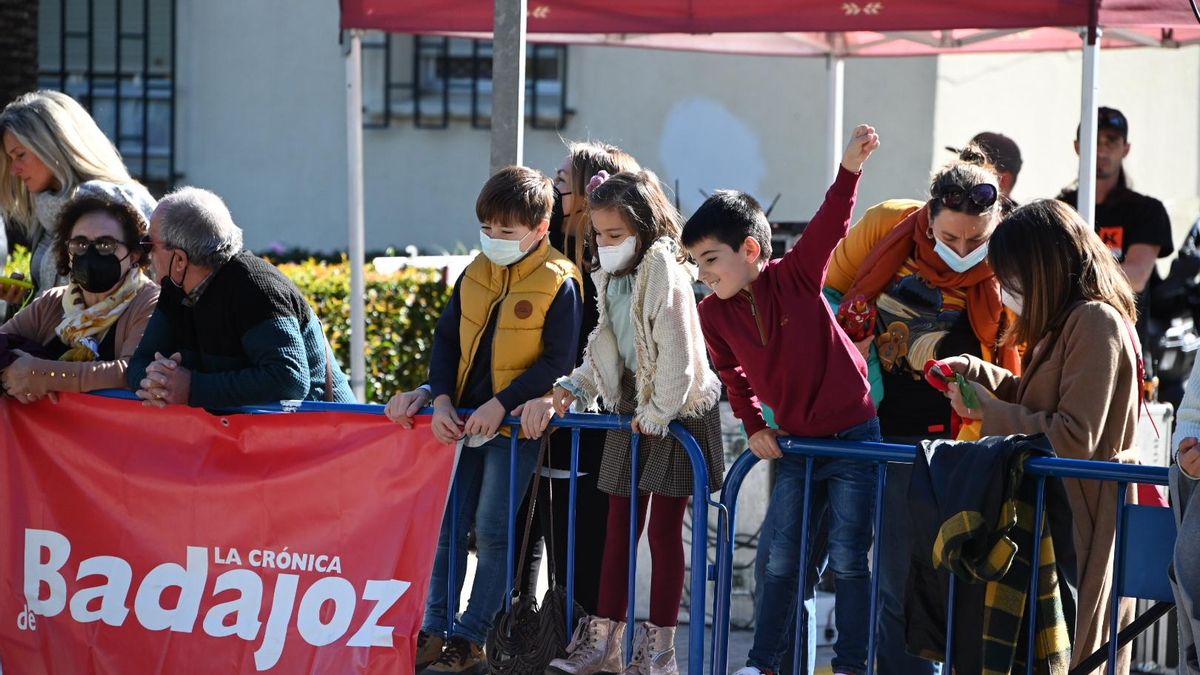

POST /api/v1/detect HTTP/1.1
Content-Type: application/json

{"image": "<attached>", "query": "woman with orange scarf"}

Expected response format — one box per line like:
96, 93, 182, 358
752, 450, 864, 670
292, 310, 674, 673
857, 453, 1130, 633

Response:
823, 149, 1017, 675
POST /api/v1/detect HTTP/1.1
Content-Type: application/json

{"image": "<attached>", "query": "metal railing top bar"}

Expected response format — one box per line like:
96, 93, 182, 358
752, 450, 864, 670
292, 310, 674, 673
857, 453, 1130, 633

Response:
774, 437, 1170, 486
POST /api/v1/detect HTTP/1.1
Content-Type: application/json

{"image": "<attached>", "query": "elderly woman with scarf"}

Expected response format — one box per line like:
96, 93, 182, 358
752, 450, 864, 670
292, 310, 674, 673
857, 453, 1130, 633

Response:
0, 187, 157, 402
821, 147, 1020, 675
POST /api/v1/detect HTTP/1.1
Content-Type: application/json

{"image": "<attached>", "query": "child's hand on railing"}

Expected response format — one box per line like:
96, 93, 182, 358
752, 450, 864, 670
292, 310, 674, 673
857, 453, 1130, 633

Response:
551, 385, 577, 417
430, 394, 465, 444
515, 396, 556, 439
748, 428, 783, 460
463, 397, 506, 438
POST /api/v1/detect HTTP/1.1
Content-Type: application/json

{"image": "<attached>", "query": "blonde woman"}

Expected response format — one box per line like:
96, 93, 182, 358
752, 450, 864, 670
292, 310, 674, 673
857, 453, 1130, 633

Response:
0, 90, 155, 302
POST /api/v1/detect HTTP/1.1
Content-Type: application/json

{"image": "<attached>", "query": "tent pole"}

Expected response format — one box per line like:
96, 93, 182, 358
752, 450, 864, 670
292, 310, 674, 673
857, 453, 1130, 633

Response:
490, 0, 528, 172
825, 53, 845, 186
1077, 21, 1101, 228
345, 29, 367, 402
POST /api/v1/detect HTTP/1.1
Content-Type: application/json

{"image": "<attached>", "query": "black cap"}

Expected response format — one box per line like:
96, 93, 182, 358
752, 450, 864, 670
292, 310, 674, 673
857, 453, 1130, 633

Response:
945, 131, 1023, 176
1076, 106, 1129, 141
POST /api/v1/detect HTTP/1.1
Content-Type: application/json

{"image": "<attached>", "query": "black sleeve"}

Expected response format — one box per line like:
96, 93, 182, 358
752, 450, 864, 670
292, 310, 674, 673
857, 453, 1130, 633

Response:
1126, 197, 1175, 258
428, 284, 464, 401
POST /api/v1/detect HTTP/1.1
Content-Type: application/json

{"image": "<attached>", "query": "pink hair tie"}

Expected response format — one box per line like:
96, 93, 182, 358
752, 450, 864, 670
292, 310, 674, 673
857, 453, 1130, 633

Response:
585, 171, 611, 195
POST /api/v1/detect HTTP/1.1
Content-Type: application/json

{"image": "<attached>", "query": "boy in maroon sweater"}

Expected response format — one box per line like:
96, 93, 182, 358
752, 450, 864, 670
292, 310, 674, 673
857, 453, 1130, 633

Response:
682, 125, 881, 675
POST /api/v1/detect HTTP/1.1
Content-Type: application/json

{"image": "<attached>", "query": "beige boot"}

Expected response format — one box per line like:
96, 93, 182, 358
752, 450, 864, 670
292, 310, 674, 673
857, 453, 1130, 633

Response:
622, 622, 678, 675
546, 616, 625, 674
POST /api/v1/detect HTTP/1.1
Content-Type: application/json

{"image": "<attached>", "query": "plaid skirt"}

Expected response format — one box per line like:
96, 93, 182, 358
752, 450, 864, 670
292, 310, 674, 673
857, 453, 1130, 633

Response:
598, 371, 726, 498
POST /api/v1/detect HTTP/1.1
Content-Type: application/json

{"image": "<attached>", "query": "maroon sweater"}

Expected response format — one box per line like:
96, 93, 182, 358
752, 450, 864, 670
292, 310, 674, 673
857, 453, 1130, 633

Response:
698, 166, 876, 439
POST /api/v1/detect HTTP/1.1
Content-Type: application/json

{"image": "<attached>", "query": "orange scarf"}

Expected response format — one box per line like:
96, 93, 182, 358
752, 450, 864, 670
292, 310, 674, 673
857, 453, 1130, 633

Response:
843, 205, 1021, 373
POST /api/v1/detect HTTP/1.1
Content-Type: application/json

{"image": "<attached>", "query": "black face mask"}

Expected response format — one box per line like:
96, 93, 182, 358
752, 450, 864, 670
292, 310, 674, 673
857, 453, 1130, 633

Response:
71, 248, 125, 293
550, 188, 566, 233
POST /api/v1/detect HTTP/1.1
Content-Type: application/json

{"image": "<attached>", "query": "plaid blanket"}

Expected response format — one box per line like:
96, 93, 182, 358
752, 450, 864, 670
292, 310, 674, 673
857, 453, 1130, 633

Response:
932, 447, 1072, 675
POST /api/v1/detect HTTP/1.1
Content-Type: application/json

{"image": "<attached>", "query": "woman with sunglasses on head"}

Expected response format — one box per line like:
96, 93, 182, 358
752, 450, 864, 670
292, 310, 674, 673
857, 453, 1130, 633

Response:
822, 145, 1020, 675
942, 199, 1141, 674
1, 91, 156, 306
0, 187, 158, 404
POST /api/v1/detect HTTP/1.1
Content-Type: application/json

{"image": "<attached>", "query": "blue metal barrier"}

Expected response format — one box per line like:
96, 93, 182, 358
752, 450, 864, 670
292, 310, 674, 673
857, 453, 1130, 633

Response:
710, 437, 1172, 675
89, 392, 717, 673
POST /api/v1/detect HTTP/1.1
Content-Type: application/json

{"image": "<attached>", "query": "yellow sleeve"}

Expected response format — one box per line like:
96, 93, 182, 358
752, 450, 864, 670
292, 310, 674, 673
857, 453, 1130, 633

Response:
825, 199, 924, 294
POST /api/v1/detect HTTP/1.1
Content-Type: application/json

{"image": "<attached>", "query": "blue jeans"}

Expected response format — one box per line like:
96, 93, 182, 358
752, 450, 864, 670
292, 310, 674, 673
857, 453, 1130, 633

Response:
875, 463, 942, 675
423, 434, 540, 646
748, 417, 879, 675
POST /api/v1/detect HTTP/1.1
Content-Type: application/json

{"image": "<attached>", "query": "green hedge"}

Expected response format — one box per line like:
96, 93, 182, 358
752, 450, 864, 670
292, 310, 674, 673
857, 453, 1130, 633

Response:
276, 258, 452, 403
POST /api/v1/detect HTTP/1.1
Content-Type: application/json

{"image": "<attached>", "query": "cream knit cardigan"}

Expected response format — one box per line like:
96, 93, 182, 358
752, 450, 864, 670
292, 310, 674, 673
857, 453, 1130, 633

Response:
562, 237, 721, 437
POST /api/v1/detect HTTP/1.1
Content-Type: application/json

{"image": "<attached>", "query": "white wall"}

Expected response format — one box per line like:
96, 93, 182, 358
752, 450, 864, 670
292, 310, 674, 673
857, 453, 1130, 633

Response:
932, 47, 1200, 246
176, 0, 350, 253
176, 2, 1200, 255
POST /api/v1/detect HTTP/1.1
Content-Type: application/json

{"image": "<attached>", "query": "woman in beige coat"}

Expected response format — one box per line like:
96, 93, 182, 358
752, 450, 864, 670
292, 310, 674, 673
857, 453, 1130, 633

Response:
943, 199, 1140, 675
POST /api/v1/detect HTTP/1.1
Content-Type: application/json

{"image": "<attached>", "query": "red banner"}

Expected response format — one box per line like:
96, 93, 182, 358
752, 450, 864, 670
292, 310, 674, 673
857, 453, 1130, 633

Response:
0, 394, 454, 674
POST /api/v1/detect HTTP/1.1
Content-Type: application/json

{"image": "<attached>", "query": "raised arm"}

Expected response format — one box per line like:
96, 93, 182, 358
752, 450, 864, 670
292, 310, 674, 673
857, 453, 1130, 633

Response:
782, 124, 878, 291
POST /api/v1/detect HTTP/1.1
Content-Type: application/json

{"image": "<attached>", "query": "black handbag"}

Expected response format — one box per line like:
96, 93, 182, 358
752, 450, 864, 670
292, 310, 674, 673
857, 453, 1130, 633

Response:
486, 435, 584, 675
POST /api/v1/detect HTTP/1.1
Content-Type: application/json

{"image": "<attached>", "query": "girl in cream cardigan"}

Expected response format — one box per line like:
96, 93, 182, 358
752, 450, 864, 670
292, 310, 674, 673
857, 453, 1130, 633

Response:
534, 170, 724, 675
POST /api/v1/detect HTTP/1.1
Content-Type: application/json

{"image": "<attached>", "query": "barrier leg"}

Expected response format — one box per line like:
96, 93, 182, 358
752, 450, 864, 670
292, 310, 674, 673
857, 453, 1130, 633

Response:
791, 458, 816, 675
865, 461, 887, 675
506, 427, 520, 610
945, 574, 957, 668
1025, 477, 1047, 675
626, 432, 641, 664
1107, 482, 1129, 675
448, 477, 458, 635
567, 427, 580, 633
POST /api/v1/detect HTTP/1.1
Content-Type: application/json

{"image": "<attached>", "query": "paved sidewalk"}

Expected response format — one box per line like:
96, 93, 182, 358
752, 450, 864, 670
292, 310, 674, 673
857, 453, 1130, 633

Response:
678, 626, 835, 674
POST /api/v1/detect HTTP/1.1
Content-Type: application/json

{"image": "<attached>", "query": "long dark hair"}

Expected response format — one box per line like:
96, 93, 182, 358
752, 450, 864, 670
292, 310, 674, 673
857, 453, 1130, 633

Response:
988, 199, 1136, 349
585, 170, 686, 275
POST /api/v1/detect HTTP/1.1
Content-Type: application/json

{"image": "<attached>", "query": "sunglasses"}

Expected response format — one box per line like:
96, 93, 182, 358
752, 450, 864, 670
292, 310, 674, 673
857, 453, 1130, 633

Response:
67, 236, 125, 256
936, 183, 998, 212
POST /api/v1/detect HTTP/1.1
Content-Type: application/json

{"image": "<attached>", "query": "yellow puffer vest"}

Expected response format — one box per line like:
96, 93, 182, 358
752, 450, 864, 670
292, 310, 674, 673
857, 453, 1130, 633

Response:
456, 236, 582, 407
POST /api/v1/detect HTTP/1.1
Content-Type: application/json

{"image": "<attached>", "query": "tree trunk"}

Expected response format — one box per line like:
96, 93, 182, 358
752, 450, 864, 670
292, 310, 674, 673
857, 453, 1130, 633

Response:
0, 0, 39, 108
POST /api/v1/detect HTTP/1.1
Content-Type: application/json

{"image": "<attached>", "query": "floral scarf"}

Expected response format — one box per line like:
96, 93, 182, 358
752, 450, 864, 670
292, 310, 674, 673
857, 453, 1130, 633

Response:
55, 269, 150, 361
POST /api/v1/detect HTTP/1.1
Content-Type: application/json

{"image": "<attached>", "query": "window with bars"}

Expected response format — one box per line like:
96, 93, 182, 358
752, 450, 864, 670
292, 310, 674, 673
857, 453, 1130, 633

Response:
36, 0, 176, 193
362, 34, 570, 130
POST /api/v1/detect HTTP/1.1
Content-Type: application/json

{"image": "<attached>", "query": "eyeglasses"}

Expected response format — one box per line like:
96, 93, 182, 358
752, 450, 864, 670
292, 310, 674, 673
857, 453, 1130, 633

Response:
936, 183, 998, 212
68, 236, 125, 256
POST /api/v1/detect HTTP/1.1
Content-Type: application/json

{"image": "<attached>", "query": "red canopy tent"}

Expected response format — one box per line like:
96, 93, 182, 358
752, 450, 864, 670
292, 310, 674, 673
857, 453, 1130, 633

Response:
332, 0, 1200, 403
341, 0, 1198, 41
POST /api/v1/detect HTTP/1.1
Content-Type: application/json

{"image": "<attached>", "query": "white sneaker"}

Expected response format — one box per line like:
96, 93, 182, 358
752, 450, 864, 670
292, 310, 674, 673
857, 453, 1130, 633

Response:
731, 668, 765, 675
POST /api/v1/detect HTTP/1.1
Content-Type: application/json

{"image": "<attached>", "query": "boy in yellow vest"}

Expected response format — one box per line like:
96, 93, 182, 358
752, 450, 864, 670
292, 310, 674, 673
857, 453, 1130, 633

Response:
408, 166, 583, 674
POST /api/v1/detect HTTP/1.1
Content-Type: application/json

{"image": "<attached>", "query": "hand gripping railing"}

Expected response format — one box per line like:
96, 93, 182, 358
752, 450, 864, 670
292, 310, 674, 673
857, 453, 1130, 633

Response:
709, 437, 1172, 675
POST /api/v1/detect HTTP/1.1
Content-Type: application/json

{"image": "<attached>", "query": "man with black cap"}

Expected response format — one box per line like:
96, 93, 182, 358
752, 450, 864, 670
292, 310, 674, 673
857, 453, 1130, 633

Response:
947, 131, 1023, 198
1058, 106, 1174, 350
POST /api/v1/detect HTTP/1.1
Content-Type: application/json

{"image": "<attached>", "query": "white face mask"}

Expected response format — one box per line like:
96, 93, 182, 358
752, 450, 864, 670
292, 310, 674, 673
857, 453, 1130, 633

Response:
1001, 288, 1024, 315
479, 230, 535, 267
934, 238, 989, 274
597, 236, 638, 273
